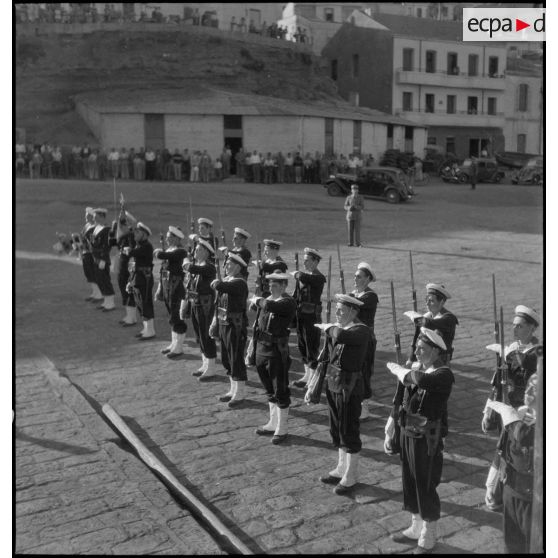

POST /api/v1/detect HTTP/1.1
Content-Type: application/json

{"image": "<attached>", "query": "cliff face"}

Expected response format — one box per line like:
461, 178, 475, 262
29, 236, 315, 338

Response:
15, 29, 341, 144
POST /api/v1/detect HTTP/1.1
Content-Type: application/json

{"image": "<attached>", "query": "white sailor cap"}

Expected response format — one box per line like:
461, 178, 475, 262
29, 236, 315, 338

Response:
227, 253, 247, 267
264, 239, 282, 248
168, 226, 185, 240
357, 262, 376, 282
267, 272, 290, 282
198, 217, 214, 227
92, 207, 108, 215
234, 227, 251, 239
85, 206, 94, 215
418, 327, 447, 351
136, 222, 152, 236
197, 238, 215, 254
335, 293, 364, 309
514, 305, 540, 327
426, 283, 451, 300
304, 247, 321, 260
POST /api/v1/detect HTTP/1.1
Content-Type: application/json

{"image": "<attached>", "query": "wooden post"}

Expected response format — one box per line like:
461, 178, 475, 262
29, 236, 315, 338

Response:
529, 350, 543, 553
102, 404, 254, 555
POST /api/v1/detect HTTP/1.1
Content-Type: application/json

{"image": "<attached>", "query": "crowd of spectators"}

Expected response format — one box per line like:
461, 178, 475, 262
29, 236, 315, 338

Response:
15, 5, 311, 45
15, 143, 375, 185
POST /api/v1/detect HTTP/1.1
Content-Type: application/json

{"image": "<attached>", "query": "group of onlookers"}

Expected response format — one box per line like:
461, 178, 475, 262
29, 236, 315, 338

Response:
15, 142, 377, 185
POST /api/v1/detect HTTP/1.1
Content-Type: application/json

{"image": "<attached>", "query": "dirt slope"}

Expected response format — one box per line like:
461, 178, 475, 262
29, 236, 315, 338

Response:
15, 29, 340, 144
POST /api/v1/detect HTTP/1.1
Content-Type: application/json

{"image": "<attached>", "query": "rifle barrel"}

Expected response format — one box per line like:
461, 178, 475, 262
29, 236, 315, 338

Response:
409, 251, 417, 312
390, 281, 402, 364
326, 255, 332, 322
336, 244, 345, 294
492, 274, 499, 343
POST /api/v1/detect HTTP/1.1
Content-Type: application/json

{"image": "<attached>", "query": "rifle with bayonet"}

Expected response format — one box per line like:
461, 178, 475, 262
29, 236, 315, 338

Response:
387, 281, 403, 454
336, 244, 345, 294
209, 237, 221, 340
499, 305, 508, 405
255, 242, 263, 296
308, 255, 332, 404
219, 212, 226, 247
409, 251, 417, 312
245, 241, 262, 366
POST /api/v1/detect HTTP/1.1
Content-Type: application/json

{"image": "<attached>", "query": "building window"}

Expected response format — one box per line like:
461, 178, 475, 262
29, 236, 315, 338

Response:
446, 137, 456, 155
325, 118, 334, 156
518, 83, 529, 112
488, 56, 499, 77
387, 124, 393, 149
468, 54, 479, 76
425, 94, 435, 113
517, 134, 527, 153
324, 7, 334, 22
441, 6, 449, 18
331, 59, 338, 81
447, 52, 458, 75
403, 48, 414, 71
353, 120, 362, 153
453, 6, 462, 20
425, 50, 436, 73
467, 96, 478, 114
352, 54, 359, 78
446, 95, 456, 114
427, 136, 437, 145
417, 8, 423, 17
487, 97, 497, 115
403, 92, 413, 111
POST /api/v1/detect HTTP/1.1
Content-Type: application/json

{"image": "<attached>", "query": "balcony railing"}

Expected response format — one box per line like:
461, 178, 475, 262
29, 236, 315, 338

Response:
396, 68, 506, 90
397, 67, 505, 79
398, 108, 505, 116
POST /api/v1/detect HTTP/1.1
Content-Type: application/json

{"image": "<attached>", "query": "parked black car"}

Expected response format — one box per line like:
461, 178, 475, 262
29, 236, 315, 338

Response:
324, 166, 415, 203
511, 156, 543, 185
453, 158, 506, 184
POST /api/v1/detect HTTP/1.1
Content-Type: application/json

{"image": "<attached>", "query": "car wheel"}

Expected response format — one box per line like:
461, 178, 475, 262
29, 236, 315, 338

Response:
532, 174, 541, 184
386, 189, 400, 204
458, 173, 468, 183
493, 174, 502, 183
327, 182, 342, 197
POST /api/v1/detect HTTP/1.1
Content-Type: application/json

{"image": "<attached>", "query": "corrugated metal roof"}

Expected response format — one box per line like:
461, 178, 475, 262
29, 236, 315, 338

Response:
73, 87, 425, 128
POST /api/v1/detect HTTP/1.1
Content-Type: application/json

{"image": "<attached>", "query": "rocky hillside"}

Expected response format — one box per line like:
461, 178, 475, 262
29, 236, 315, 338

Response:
15, 28, 341, 145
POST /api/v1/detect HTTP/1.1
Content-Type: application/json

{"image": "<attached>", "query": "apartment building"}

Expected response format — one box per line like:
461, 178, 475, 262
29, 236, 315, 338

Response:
323, 12, 508, 158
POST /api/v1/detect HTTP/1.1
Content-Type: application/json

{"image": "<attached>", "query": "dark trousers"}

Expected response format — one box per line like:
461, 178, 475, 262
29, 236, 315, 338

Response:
146, 161, 156, 180
255, 342, 291, 408
326, 381, 363, 453
219, 322, 247, 381
94, 260, 115, 296
401, 432, 443, 521
135, 273, 154, 319
347, 216, 361, 245
296, 313, 321, 369
362, 334, 377, 400
82, 252, 96, 283
503, 485, 531, 554
166, 280, 187, 334
192, 304, 217, 358
117, 256, 135, 307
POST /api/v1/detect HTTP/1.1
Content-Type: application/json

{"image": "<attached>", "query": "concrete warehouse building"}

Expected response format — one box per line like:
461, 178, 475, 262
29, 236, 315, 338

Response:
74, 87, 427, 165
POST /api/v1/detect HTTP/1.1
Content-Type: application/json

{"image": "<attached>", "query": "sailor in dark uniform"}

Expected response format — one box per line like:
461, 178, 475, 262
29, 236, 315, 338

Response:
80, 207, 102, 302
189, 217, 215, 262
350, 262, 379, 420
291, 247, 326, 389
486, 372, 539, 554
90, 208, 116, 311
123, 222, 155, 340
210, 253, 249, 407
154, 226, 188, 358
259, 239, 288, 297
310, 294, 370, 495
482, 305, 541, 511
219, 227, 252, 280
386, 328, 455, 554
183, 238, 217, 379
251, 272, 297, 444
110, 208, 137, 326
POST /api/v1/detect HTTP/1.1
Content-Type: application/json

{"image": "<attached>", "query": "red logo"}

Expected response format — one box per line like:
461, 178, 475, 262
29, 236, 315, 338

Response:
516, 18, 530, 31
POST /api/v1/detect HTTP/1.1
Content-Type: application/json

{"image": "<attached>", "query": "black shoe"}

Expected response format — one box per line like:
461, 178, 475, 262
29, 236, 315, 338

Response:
198, 374, 216, 382
319, 474, 341, 485
333, 483, 355, 495
138, 335, 156, 341
85, 296, 94, 302
91, 297, 104, 303
271, 433, 288, 444
356, 244, 362, 247
192, 370, 203, 377
166, 352, 183, 359
135, 332, 144, 338
102, 307, 116, 312
255, 427, 274, 436
228, 398, 244, 408
413, 545, 434, 555
121, 322, 137, 327
96, 305, 106, 310
293, 380, 307, 389
219, 394, 233, 402
161, 347, 171, 354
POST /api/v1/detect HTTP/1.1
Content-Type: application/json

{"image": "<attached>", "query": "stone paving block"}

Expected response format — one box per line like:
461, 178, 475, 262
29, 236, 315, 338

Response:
295, 514, 352, 541
258, 527, 298, 550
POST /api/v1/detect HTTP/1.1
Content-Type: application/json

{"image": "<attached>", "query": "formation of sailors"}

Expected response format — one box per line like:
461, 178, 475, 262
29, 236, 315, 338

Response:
74, 204, 541, 554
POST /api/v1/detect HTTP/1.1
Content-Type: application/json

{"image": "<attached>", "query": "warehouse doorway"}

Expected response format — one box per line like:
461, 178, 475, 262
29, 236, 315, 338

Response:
224, 115, 243, 175
144, 114, 165, 150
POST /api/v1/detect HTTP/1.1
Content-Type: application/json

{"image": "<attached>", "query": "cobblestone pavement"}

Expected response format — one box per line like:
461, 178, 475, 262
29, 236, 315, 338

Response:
15, 178, 543, 554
